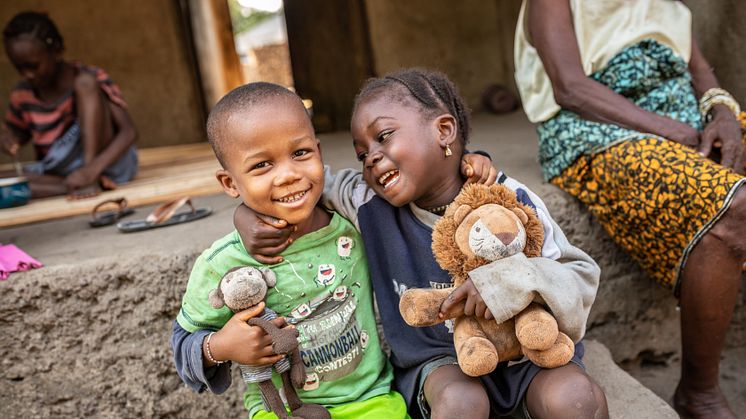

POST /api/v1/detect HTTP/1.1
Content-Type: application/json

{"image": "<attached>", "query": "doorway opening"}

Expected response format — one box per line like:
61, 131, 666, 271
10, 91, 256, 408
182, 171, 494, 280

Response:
227, 0, 294, 89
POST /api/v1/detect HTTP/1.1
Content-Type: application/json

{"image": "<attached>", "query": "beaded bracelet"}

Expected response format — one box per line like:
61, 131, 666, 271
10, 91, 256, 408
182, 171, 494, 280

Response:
205, 332, 226, 365
699, 87, 741, 122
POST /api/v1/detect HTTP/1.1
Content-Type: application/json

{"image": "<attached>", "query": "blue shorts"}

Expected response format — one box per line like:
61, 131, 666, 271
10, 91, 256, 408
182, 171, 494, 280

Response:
26, 122, 138, 184
415, 342, 585, 419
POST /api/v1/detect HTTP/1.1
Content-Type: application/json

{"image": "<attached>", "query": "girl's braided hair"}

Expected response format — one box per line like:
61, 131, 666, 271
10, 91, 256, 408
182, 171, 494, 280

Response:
353, 68, 471, 145
3, 11, 64, 52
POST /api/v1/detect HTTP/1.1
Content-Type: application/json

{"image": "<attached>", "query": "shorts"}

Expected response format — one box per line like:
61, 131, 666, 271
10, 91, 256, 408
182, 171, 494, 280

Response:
251, 390, 409, 419
26, 122, 138, 184
416, 343, 585, 419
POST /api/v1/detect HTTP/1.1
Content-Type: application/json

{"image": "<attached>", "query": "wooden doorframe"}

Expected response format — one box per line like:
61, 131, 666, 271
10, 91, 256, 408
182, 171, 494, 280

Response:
178, 0, 244, 112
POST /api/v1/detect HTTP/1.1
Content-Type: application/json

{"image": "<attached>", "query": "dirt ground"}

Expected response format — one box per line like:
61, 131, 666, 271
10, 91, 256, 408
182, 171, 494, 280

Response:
623, 346, 746, 415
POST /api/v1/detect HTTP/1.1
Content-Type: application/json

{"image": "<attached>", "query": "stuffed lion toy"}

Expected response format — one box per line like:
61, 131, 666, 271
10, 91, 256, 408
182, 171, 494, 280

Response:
399, 183, 574, 377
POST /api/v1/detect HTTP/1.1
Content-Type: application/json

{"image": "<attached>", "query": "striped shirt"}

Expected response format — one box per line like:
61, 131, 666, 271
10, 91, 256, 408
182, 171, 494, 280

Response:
4, 62, 127, 159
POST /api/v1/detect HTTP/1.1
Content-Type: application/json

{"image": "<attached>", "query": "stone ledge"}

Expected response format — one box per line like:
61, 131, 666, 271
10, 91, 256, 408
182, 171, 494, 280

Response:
0, 250, 679, 417
583, 340, 677, 419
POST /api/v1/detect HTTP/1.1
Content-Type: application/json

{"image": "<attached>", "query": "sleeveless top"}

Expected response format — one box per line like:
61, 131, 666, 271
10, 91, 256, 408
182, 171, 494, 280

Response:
514, 0, 692, 123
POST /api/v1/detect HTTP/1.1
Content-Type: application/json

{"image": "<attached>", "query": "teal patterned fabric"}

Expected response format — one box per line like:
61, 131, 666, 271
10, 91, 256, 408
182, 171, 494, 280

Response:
537, 39, 702, 181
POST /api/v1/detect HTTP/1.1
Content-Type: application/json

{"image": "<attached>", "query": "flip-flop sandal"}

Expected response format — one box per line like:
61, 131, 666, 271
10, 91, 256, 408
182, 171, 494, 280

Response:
89, 197, 135, 228
117, 196, 211, 233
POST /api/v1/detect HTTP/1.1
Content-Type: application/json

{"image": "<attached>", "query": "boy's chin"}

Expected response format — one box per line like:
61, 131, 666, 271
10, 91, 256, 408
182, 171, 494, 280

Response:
274, 207, 317, 226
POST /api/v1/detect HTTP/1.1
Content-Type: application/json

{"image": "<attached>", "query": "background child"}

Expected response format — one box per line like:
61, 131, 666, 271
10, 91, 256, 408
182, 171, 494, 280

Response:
1, 11, 137, 199
171, 82, 408, 418
237, 68, 609, 419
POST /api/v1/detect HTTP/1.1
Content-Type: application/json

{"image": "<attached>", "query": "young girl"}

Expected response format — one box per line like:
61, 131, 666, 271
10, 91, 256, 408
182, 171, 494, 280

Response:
237, 68, 609, 419
1, 11, 137, 199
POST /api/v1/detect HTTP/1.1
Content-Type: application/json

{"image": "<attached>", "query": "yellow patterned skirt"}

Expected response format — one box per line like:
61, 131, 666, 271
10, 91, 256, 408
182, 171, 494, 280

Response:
551, 115, 746, 294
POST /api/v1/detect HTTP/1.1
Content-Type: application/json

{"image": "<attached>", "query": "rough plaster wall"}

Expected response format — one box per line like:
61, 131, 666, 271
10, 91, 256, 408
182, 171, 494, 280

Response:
0, 252, 246, 418
0, 0, 205, 164
686, 0, 746, 104
364, 0, 520, 111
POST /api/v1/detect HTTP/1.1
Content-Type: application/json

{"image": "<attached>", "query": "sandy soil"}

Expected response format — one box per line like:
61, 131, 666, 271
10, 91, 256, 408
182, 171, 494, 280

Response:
623, 346, 746, 416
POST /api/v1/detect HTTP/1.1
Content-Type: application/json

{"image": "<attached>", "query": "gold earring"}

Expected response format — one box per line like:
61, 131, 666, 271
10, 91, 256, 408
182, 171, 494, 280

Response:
444, 144, 452, 157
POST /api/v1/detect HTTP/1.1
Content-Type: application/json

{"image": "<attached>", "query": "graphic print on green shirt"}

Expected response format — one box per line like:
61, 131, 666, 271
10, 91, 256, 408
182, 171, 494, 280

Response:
177, 212, 392, 416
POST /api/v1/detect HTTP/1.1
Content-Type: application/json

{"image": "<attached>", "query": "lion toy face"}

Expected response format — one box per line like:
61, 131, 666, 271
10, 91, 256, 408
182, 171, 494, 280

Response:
454, 203, 529, 262
432, 183, 543, 284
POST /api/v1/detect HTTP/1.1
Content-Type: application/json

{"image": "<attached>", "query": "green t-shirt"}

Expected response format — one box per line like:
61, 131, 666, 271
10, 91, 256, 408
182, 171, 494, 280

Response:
177, 212, 393, 416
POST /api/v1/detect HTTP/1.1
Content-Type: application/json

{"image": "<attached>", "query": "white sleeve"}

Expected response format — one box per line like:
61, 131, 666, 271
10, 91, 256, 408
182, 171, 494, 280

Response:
321, 166, 376, 229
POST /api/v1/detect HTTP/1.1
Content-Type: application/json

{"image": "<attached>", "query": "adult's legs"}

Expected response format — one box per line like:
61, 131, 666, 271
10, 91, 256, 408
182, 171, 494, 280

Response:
424, 364, 490, 419
524, 363, 608, 419
674, 188, 746, 419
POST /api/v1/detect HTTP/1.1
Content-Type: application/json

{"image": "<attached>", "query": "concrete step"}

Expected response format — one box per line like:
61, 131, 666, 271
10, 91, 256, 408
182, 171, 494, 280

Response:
0, 253, 678, 418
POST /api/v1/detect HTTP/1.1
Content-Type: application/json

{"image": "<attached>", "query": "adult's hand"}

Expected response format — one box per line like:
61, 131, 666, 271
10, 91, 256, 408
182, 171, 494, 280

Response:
663, 120, 700, 149
698, 110, 744, 174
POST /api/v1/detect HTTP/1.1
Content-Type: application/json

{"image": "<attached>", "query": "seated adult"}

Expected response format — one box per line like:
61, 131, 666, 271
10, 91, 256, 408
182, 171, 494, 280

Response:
1, 11, 138, 199
514, 1, 744, 418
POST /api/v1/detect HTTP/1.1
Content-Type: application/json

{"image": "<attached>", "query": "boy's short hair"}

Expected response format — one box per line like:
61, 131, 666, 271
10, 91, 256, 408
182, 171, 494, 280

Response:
206, 82, 306, 167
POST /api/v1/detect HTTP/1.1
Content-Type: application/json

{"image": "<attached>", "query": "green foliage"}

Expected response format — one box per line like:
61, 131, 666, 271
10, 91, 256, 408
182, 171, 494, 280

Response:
227, 0, 278, 35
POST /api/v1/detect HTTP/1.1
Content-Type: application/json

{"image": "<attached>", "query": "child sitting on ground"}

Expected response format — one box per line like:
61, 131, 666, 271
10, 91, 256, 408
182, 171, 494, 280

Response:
237, 68, 610, 419
1, 11, 137, 199
171, 82, 410, 418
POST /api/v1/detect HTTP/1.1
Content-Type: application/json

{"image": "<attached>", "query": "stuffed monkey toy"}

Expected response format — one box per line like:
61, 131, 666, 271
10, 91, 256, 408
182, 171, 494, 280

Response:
209, 267, 330, 419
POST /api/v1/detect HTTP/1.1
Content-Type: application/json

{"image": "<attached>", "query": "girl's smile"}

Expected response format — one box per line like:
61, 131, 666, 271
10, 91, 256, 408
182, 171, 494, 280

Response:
378, 169, 400, 190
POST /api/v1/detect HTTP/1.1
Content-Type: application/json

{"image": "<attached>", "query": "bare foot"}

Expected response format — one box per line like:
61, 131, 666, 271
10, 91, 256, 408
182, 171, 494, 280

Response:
673, 384, 737, 419
66, 183, 100, 200
99, 175, 117, 191
66, 176, 118, 200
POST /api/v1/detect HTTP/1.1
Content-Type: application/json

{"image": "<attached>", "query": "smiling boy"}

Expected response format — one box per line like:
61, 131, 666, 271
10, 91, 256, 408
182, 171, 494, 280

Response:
171, 82, 407, 418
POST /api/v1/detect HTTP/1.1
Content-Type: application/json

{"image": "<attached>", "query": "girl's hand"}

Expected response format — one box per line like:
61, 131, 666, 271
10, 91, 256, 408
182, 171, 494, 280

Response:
206, 302, 289, 366
1, 131, 19, 156
234, 204, 295, 264
64, 166, 98, 190
461, 153, 497, 185
439, 279, 494, 320
698, 108, 745, 174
